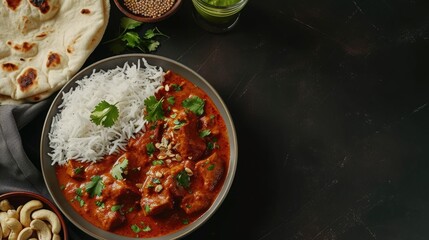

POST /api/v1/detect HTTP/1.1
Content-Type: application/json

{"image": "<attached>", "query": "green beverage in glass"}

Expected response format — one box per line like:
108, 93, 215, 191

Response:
192, 0, 248, 33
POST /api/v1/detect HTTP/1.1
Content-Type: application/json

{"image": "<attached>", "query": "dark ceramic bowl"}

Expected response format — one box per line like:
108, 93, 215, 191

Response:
113, 0, 182, 23
40, 54, 238, 240
0, 191, 69, 240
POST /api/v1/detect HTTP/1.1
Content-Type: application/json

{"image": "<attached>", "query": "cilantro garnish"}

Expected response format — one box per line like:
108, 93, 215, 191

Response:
144, 96, 164, 122
173, 119, 186, 130
74, 188, 85, 207
105, 17, 168, 54
207, 164, 215, 171
142, 225, 152, 232
171, 84, 182, 91
199, 129, 211, 138
144, 204, 151, 213
111, 158, 128, 180
152, 160, 164, 166
111, 204, 123, 212
167, 96, 175, 105
95, 201, 105, 208
73, 167, 83, 175
176, 170, 190, 188
146, 142, 156, 156
90, 100, 119, 127
182, 96, 205, 116
182, 218, 189, 225
86, 175, 104, 198
131, 224, 140, 233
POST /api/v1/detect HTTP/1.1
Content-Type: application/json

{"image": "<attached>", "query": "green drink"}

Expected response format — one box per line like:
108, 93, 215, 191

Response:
192, 0, 248, 33
203, 0, 241, 7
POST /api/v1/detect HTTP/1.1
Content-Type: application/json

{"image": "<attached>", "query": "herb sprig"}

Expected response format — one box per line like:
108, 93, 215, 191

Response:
90, 100, 119, 128
105, 17, 168, 54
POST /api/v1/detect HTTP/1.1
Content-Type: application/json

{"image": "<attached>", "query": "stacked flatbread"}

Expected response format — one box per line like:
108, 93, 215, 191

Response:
0, 0, 110, 105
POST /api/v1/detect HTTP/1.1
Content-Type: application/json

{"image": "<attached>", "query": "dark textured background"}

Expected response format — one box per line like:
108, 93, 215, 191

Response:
22, 0, 429, 239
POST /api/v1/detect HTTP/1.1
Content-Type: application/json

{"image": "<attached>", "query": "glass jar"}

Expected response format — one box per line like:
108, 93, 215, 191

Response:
192, 0, 249, 33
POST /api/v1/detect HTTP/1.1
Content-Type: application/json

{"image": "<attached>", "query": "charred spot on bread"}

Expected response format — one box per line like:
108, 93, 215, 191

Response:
81, 9, 91, 14
2, 63, 19, 72
5, 0, 22, 10
29, 0, 50, 14
46, 52, 61, 68
17, 68, 38, 91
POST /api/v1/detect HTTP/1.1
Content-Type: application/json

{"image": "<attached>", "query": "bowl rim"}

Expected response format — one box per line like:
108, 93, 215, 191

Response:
0, 191, 69, 240
40, 53, 238, 240
113, 0, 183, 23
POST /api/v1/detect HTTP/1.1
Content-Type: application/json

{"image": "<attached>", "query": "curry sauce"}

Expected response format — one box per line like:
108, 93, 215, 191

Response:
55, 71, 230, 238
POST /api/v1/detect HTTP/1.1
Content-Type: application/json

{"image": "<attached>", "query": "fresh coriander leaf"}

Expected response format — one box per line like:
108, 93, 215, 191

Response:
167, 96, 175, 105
182, 96, 205, 116
199, 129, 211, 138
86, 175, 104, 198
95, 201, 105, 208
152, 178, 161, 184
152, 160, 164, 166
60, 185, 65, 190
90, 100, 119, 127
146, 40, 160, 52
122, 31, 142, 48
144, 27, 168, 39
111, 158, 128, 180
182, 218, 189, 225
144, 96, 164, 122
171, 84, 182, 91
207, 164, 215, 171
207, 137, 219, 150
144, 204, 150, 213
75, 196, 85, 207
111, 204, 123, 212
146, 142, 156, 155
210, 114, 215, 119
176, 170, 190, 188
128, 207, 134, 213
131, 224, 141, 233
75, 188, 83, 197
120, 17, 142, 30
173, 119, 186, 130
73, 167, 83, 175
142, 225, 152, 232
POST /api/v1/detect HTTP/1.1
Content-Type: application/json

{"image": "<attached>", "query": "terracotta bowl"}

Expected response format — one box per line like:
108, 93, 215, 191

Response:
113, 0, 182, 23
0, 191, 68, 240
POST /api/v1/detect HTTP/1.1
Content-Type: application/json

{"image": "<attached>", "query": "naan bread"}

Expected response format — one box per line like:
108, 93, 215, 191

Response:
0, 0, 110, 105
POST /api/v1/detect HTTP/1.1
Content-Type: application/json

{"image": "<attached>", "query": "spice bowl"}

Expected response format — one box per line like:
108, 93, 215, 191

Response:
0, 191, 69, 240
113, 0, 182, 23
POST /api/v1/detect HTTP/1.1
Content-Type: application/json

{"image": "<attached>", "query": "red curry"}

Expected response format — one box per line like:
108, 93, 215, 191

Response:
55, 71, 229, 238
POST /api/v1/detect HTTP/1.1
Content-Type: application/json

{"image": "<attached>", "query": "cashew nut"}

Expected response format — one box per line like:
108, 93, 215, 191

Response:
7, 209, 19, 219
5, 218, 23, 240
0, 199, 13, 211
17, 227, 33, 240
19, 200, 43, 227
52, 233, 61, 240
31, 209, 61, 234
30, 219, 52, 240
16, 205, 23, 215
0, 212, 10, 237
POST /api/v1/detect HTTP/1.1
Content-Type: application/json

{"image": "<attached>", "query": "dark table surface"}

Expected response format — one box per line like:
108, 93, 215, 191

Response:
21, 0, 429, 239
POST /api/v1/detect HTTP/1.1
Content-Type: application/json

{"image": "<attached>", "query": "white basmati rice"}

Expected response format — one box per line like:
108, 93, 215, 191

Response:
48, 58, 164, 165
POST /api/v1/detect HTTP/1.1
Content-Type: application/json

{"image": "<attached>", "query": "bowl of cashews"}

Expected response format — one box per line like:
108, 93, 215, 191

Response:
0, 191, 68, 240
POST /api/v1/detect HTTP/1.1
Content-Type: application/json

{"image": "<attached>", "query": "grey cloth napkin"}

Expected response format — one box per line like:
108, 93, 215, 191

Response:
0, 101, 95, 240
0, 102, 50, 196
